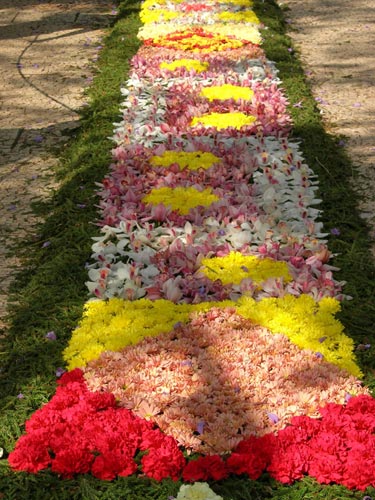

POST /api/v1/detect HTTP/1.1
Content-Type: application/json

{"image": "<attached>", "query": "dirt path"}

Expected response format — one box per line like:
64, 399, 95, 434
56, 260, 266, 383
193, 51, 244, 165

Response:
282, 0, 375, 250
0, 0, 114, 328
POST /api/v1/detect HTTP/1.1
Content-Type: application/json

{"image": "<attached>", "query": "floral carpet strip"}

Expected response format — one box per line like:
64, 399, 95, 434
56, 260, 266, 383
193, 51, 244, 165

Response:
9, 0, 375, 492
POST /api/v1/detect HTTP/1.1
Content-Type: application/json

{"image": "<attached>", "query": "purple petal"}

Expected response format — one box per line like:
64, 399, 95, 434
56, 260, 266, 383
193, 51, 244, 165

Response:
45, 331, 57, 341
196, 421, 205, 434
267, 412, 279, 424
315, 352, 324, 359
42, 241, 51, 248
330, 227, 340, 236
17, 393, 24, 399
55, 367, 66, 378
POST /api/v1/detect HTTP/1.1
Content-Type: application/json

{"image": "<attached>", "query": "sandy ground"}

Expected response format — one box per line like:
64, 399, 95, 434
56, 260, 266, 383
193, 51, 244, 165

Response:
0, 0, 114, 328
281, 0, 375, 247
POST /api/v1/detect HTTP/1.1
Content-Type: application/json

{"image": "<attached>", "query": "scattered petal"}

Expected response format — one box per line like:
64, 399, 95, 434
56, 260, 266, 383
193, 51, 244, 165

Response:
267, 412, 279, 424
45, 331, 57, 341
55, 367, 66, 378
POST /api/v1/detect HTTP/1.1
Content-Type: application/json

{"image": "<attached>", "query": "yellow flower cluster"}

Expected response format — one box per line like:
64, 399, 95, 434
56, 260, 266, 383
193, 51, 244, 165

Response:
140, 0, 168, 7
159, 59, 209, 73
200, 252, 292, 285
236, 295, 362, 377
142, 186, 220, 214
191, 112, 256, 130
140, 8, 178, 24
218, 0, 253, 6
150, 150, 221, 170
64, 295, 361, 378
205, 24, 261, 44
140, 25, 261, 47
200, 84, 254, 102
63, 298, 232, 369
218, 11, 260, 24
146, 30, 245, 52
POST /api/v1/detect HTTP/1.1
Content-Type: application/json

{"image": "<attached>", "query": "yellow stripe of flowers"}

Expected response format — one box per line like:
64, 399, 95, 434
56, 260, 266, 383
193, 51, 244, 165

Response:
64, 296, 362, 378
191, 112, 256, 130
143, 29, 246, 52
218, 11, 260, 24
63, 298, 233, 370
150, 151, 221, 170
160, 59, 210, 73
218, 0, 254, 6
140, 8, 179, 24
200, 252, 292, 285
236, 295, 362, 378
139, 24, 262, 47
200, 84, 254, 102
142, 186, 220, 214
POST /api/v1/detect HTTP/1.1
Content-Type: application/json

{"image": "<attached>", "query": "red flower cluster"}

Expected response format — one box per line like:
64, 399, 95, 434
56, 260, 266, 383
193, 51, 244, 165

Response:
9, 370, 375, 490
182, 395, 375, 490
8, 369, 186, 481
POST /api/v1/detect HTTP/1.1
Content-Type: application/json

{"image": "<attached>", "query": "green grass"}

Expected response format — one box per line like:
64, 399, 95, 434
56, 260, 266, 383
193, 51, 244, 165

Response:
0, 0, 374, 498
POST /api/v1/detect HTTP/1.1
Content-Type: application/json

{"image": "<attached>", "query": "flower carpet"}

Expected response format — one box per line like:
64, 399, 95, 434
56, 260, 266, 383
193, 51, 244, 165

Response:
8, 0, 375, 496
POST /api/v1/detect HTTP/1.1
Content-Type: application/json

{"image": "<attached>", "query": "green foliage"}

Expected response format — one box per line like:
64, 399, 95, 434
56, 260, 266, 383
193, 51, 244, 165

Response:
1, 0, 375, 498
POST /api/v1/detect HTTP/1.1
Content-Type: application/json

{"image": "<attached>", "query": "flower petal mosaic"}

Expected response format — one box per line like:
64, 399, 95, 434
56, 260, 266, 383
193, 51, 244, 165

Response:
9, 0, 375, 492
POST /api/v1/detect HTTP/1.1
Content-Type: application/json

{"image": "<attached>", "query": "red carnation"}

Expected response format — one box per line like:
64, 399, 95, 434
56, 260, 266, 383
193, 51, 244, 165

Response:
182, 455, 228, 482
141, 442, 186, 481
51, 447, 94, 478
91, 450, 137, 481
57, 368, 85, 386
226, 451, 266, 479
8, 433, 52, 473
85, 391, 117, 410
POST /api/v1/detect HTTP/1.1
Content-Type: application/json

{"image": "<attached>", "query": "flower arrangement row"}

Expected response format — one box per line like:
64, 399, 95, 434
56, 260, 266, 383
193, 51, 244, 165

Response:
9, 0, 375, 494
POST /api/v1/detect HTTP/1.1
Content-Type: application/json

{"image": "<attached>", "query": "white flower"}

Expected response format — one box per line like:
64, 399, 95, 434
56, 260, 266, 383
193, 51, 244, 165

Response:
175, 482, 224, 500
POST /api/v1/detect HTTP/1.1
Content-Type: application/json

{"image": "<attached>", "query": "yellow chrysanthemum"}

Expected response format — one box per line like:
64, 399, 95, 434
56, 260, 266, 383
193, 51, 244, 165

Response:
191, 112, 256, 130
218, 0, 253, 6
235, 295, 362, 378
140, 8, 179, 24
218, 11, 260, 24
160, 59, 209, 73
200, 252, 292, 285
140, 0, 184, 8
150, 151, 221, 170
63, 298, 232, 369
64, 295, 361, 377
200, 84, 254, 102
142, 186, 219, 214
205, 24, 261, 44
142, 29, 245, 52
140, 25, 261, 47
